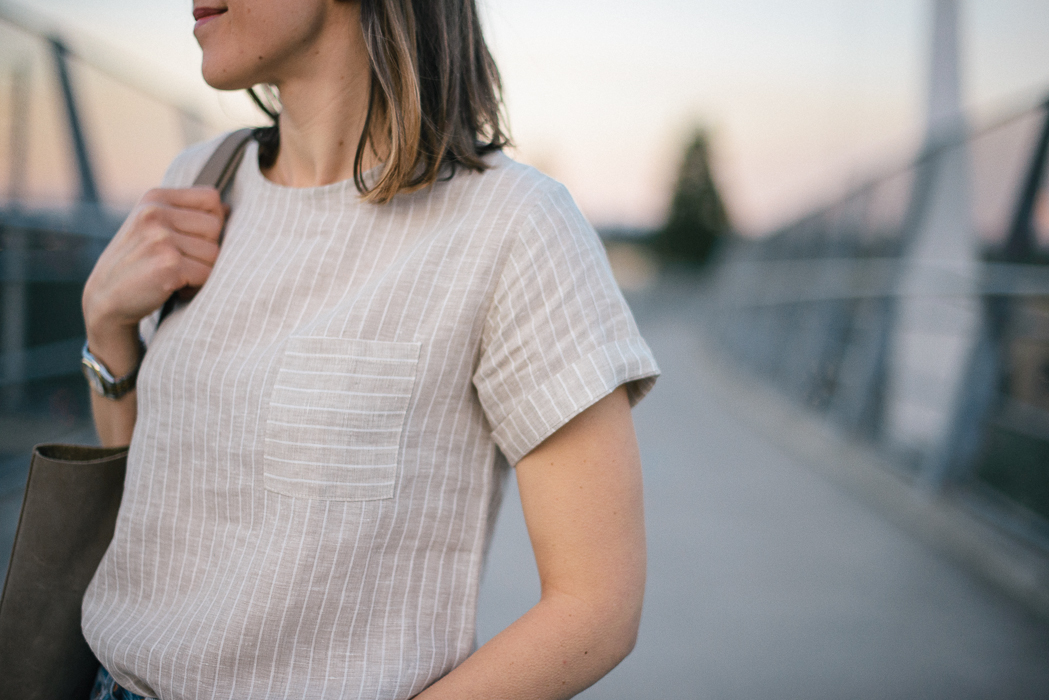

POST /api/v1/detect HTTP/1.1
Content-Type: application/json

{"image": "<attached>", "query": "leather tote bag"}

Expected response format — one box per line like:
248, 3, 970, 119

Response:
0, 128, 253, 700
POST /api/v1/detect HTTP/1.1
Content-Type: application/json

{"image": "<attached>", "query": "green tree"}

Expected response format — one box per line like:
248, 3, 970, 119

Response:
654, 129, 730, 266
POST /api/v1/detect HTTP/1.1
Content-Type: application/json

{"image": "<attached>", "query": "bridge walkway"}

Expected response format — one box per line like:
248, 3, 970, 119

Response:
477, 279, 1049, 699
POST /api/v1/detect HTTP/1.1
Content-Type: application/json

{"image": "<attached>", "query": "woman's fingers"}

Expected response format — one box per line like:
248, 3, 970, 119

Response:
135, 194, 225, 242
144, 185, 225, 219
177, 255, 217, 290
170, 230, 221, 267
168, 205, 226, 243
133, 189, 225, 267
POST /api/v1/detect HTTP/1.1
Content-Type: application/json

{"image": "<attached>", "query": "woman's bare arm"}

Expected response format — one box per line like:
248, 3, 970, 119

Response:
85, 327, 141, 447
83, 186, 226, 446
417, 385, 646, 699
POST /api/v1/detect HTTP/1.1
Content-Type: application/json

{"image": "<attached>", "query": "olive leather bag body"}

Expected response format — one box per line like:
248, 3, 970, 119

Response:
0, 128, 253, 700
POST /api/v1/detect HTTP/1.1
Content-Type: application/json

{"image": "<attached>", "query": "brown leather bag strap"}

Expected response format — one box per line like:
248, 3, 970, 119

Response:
158, 129, 255, 324
194, 127, 255, 198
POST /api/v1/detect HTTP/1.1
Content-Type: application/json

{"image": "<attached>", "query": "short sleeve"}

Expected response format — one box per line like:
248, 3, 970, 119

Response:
472, 184, 660, 466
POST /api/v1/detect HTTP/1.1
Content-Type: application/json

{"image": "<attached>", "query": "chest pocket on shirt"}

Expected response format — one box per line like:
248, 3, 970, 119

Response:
264, 337, 420, 501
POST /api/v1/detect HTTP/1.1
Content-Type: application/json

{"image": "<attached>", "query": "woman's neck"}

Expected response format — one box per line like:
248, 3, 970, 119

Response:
261, 5, 380, 188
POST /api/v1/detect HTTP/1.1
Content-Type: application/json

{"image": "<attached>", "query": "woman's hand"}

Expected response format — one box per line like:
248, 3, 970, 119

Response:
417, 386, 646, 699
82, 186, 226, 375
82, 186, 227, 445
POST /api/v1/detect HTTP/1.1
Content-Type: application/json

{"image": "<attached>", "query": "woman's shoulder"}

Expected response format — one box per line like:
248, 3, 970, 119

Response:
160, 131, 240, 189
455, 150, 575, 217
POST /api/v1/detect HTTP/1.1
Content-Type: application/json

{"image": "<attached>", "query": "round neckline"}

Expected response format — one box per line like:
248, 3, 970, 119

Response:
244, 140, 381, 199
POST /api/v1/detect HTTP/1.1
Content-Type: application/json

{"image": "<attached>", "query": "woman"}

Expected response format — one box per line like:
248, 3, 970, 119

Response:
80, 1, 659, 698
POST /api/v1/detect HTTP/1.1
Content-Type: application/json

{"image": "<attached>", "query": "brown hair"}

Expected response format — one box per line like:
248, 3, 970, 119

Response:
251, 0, 508, 203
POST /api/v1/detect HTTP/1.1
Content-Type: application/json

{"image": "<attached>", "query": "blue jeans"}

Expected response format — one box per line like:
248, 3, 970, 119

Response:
90, 665, 150, 700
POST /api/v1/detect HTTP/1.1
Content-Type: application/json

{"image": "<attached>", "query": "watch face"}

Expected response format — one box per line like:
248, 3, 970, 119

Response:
82, 361, 107, 396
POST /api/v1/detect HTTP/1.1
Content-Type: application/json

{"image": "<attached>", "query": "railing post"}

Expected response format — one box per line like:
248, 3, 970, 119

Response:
1, 227, 27, 410
49, 37, 100, 208
7, 62, 29, 206
1005, 99, 1049, 262
2, 62, 31, 408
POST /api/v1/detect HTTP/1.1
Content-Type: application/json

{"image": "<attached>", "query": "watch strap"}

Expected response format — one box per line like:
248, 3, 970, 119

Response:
81, 341, 142, 400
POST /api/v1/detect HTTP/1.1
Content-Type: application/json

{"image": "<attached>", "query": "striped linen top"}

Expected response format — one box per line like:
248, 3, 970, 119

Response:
82, 134, 660, 700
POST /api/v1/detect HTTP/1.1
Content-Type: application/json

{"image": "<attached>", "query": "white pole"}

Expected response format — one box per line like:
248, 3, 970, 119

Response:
885, 0, 982, 478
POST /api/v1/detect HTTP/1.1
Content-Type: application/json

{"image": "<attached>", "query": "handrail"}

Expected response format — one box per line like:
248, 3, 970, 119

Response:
0, 0, 210, 130
713, 259, 1049, 306
703, 95, 1049, 553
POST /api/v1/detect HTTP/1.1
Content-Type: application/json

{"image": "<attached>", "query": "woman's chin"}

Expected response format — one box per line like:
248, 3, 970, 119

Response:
200, 63, 256, 92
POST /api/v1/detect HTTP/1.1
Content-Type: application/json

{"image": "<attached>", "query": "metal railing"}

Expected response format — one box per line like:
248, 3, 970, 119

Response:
0, 4, 221, 494
704, 97, 1049, 549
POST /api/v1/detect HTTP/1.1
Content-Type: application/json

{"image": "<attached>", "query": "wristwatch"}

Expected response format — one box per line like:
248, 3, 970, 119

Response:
81, 341, 143, 399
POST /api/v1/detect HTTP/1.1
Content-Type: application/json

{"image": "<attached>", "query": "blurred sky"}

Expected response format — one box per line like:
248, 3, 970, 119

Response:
13, 0, 1049, 233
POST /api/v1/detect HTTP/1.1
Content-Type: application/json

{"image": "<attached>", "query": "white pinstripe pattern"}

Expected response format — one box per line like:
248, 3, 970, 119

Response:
81, 135, 659, 700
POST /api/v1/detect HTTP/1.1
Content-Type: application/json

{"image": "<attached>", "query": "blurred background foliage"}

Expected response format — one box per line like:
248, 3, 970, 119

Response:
651, 130, 731, 268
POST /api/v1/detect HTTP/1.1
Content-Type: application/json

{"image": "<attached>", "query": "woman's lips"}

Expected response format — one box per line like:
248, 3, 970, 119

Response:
193, 6, 226, 29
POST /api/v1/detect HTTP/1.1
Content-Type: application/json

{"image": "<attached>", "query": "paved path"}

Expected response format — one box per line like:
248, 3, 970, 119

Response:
476, 290, 1049, 700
